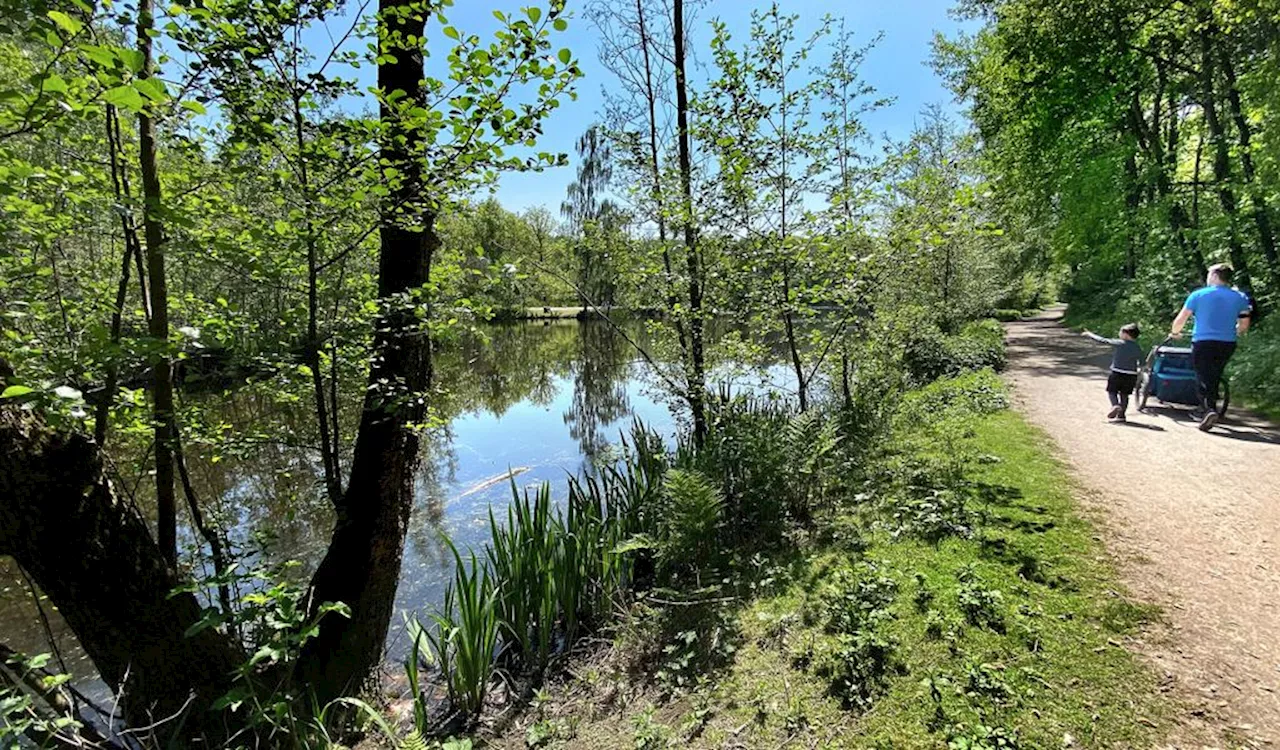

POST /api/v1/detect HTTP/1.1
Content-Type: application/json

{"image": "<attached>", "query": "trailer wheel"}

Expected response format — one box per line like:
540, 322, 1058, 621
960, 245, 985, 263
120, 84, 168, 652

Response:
1137, 372, 1151, 411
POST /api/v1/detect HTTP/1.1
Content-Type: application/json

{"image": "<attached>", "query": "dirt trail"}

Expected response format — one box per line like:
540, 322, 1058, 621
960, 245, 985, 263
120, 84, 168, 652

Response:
1005, 308, 1280, 746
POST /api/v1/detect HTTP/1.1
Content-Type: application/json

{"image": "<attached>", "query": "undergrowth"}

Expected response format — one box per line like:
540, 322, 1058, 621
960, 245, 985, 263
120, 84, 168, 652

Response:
487, 373, 1174, 748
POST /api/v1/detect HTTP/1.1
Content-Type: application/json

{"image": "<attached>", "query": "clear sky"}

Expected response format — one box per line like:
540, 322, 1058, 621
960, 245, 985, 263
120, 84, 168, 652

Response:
301, 0, 976, 214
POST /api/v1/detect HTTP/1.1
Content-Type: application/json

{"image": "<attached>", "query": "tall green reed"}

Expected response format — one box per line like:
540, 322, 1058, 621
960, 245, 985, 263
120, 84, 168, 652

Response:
416, 540, 497, 719
413, 421, 670, 719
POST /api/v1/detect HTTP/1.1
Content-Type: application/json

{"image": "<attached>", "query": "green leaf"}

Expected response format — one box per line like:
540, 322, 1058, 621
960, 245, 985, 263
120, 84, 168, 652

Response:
1, 385, 34, 399
103, 85, 144, 112
117, 49, 145, 73
181, 99, 207, 115
557, 48, 571, 65
553, 18, 568, 31
47, 10, 83, 35
41, 74, 68, 94
134, 77, 168, 103
527, 7, 541, 23
443, 26, 459, 40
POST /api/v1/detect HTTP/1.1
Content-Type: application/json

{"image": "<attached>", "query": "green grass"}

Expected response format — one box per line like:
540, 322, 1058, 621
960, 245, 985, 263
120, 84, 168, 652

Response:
494, 410, 1176, 749
839, 411, 1170, 746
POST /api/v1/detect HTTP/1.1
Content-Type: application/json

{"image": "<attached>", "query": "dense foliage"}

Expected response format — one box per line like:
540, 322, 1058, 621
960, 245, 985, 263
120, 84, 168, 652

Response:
937, 0, 1280, 411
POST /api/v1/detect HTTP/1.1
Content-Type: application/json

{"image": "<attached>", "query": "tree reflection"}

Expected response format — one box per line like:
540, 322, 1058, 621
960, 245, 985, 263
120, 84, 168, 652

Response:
564, 320, 636, 459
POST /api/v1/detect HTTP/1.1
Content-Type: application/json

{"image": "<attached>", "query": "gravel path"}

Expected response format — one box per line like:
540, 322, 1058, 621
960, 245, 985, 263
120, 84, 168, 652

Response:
1005, 308, 1280, 746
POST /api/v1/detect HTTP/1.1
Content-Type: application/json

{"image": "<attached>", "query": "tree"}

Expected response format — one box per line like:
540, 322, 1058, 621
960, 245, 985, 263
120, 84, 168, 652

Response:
672, 0, 708, 446
135, 0, 179, 565
0, 0, 579, 733
561, 125, 626, 303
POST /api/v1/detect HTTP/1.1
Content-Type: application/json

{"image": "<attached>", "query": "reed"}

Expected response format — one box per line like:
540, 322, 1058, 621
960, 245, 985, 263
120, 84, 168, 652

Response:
420, 541, 498, 718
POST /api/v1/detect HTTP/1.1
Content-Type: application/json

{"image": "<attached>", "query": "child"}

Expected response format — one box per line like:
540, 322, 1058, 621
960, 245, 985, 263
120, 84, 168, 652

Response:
1082, 324, 1143, 421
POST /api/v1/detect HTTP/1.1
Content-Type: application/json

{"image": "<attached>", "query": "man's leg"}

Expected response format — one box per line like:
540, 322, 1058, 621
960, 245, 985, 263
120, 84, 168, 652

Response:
1192, 341, 1235, 428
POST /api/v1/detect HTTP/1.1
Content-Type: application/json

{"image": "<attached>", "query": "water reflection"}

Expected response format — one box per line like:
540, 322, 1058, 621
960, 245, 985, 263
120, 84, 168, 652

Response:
0, 319, 675, 672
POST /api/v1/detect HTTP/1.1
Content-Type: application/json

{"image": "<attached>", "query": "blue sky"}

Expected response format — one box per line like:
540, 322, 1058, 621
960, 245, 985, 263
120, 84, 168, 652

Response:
301, 0, 976, 214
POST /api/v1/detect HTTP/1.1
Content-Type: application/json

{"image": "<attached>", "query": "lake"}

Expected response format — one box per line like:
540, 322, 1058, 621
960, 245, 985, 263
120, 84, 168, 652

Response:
0, 318, 792, 690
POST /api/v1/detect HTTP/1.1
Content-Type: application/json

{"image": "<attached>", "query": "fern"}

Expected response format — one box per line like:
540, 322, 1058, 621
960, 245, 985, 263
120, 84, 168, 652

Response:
400, 730, 431, 750
659, 469, 724, 574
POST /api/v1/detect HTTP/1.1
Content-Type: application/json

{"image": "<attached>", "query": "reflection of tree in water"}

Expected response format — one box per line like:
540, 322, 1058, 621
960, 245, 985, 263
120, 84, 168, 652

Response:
564, 321, 635, 459
432, 321, 578, 418
406, 422, 459, 567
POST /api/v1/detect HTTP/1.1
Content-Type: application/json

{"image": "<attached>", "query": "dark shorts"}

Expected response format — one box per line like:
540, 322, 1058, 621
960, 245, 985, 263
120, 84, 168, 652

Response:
1107, 371, 1137, 393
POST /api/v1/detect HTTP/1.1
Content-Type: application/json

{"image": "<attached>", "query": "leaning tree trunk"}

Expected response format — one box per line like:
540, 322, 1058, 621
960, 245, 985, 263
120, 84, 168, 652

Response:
293, 0, 434, 705
0, 396, 244, 735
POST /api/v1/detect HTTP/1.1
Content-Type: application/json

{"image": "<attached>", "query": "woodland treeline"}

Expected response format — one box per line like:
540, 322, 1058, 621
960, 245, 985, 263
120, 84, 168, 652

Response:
938, 0, 1280, 408
6, 0, 1260, 746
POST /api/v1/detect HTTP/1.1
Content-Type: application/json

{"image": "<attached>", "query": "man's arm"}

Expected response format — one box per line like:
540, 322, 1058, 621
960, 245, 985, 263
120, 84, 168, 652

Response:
1170, 307, 1193, 338
1238, 313, 1251, 336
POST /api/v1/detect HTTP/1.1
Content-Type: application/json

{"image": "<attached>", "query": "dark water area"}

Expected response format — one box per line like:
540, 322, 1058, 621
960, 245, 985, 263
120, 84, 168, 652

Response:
0, 319, 793, 693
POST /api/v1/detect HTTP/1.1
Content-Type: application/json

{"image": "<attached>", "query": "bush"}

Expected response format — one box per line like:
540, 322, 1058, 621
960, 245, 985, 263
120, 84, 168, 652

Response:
896, 370, 1009, 428
901, 318, 1007, 387
1233, 320, 1280, 416
680, 394, 843, 541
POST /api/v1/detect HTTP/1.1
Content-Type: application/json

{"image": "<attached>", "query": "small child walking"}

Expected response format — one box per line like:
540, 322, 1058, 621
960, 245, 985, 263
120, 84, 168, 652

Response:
1082, 324, 1143, 421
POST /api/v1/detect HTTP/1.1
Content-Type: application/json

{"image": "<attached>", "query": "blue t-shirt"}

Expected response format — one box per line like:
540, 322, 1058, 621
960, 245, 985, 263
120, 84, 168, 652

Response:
1183, 286, 1252, 342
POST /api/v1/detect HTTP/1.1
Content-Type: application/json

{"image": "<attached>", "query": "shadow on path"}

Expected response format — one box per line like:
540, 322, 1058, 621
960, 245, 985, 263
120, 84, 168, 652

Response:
1003, 306, 1280, 745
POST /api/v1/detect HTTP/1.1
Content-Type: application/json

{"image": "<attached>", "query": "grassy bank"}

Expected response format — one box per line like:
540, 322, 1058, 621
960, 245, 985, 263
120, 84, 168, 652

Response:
485, 402, 1171, 748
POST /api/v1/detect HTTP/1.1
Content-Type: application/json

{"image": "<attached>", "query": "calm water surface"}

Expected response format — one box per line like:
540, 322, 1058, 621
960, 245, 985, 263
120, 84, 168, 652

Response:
0, 319, 787, 690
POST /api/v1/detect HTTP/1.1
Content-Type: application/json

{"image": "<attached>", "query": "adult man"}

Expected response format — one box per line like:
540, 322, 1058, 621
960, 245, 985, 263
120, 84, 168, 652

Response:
1169, 263, 1252, 431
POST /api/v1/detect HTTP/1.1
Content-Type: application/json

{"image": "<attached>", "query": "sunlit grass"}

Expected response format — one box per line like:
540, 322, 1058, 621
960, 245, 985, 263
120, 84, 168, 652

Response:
505, 410, 1174, 748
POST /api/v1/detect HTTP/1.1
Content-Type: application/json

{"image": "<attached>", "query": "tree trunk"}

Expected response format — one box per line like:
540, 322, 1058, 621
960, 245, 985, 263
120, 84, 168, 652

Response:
635, 0, 687, 356
1220, 50, 1279, 285
294, 0, 434, 705
135, 0, 177, 565
782, 270, 808, 412
0, 402, 244, 734
1198, 20, 1255, 298
1122, 151, 1140, 280
672, 0, 706, 448
293, 90, 343, 505
95, 105, 141, 447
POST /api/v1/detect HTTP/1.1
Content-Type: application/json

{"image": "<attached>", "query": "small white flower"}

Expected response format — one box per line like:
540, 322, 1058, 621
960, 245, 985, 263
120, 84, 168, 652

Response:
53, 385, 82, 400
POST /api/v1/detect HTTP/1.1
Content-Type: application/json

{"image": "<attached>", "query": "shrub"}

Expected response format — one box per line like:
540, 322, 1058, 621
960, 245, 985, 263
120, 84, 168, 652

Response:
901, 317, 1008, 387
1233, 320, 1280, 416
680, 393, 842, 542
896, 370, 1009, 428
